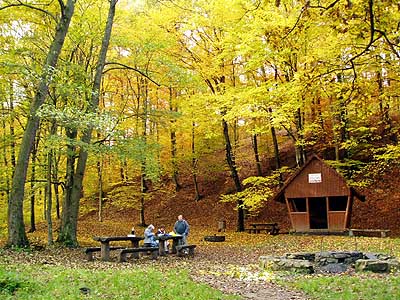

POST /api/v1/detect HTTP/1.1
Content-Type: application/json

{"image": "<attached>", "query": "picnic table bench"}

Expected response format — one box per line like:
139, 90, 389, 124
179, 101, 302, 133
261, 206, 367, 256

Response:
92, 236, 144, 261
348, 228, 390, 238
119, 247, 159, 262
85, 246, 125, 261
246, 223, 279, 235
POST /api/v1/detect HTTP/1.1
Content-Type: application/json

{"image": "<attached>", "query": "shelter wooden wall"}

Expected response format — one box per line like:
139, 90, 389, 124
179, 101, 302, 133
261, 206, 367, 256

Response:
285, 159, 350, 198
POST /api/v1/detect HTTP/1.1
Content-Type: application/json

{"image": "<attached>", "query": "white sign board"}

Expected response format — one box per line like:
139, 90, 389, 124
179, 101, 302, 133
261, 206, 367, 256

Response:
308, 173, 322, 183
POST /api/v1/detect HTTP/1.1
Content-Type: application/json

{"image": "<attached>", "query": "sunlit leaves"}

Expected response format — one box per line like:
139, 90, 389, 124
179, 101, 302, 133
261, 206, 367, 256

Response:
221, 167, 292, 213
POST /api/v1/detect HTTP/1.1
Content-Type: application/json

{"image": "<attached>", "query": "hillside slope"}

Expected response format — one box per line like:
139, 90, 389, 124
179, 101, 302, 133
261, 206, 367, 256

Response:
80, 146, 400, 237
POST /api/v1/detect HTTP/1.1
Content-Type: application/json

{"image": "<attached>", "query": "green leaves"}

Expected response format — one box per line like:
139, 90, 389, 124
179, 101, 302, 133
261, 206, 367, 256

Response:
221, 167, 291, 213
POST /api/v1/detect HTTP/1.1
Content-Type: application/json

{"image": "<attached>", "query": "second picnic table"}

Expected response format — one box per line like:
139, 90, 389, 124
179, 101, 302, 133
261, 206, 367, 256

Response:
93, 235, 144, 261
247, 222, 279, 235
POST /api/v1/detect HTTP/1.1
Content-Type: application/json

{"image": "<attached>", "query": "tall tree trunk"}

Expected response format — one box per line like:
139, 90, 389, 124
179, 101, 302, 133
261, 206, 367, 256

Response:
96, 131, 103, 223
8, 86, 16, 170
58, 0, 117, 247
222, 118, 244, 231
59, 127, 77, 243
339, 102, 348, 159
97, 158, 103, 222
28, 134, 40, 233
252, 134, 263, 176
233, 117, 239, 151
377, 71, 397, 144
169, 87, 181, 191
335, 95, 349, 161
46, 147, 53, 246
205, 77, 244, 231
52, 154, 61, 219
7, 0, 75, 248
139, 162, 148, 226
120, 159, 128, 182
139, 79, 149, 226
47, 120, 56, 243
294, 107, 306, 166
333, 75, 349, 161
191, 122, 202, 201
377, 71, 387, 124
28, 152, 36, 233
1, 102, 11, 205
268, 107, 281, 171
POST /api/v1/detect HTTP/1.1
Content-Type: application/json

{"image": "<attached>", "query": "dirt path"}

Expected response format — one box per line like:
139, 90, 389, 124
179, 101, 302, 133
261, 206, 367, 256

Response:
187, 247, 309, 300
193, 268, 308, 299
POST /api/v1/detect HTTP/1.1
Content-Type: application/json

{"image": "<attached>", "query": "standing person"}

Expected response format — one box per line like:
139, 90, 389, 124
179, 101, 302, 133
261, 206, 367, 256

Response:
174, 215, 190, 245
143, 224, 157, 247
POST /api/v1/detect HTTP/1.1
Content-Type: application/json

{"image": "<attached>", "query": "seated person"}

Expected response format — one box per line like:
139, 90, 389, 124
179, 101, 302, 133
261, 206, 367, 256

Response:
143, 224, 158, 247
157, 225, 167, 235
157, 225, 170, 253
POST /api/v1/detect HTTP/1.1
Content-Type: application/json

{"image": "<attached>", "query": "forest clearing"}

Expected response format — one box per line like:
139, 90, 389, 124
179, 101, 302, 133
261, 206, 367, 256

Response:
1, 0, 400, 299
1, 220, 400, 299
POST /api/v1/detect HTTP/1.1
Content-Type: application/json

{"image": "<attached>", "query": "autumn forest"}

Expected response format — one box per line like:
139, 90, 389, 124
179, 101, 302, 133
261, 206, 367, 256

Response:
1, 0, 400, 249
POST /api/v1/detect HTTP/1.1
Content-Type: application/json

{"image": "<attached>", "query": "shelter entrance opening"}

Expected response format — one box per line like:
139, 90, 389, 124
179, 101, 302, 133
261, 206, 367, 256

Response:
309, 197, 328, 229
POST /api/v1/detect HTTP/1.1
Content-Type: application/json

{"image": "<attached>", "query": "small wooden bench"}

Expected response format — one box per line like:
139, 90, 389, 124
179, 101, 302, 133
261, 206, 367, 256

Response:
119, 247, 159, 262
348, 228, 391, 238
176, 244, 196, 257
246, 223, 279, 235
85, 246, 125, 261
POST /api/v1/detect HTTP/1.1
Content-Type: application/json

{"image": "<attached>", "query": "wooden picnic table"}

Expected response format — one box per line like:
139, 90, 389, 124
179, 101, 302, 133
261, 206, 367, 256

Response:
156, 234, 183, 256
247, 222, 279, 235
93, 236, 144, 261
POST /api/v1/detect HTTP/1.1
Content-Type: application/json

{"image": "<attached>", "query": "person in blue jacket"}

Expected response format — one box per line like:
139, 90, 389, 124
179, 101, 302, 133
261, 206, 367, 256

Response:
174, 214, 190, 245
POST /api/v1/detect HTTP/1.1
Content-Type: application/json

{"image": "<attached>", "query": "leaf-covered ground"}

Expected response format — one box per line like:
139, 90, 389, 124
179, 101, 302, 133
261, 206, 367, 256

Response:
3, 225, 400, 299
0, 237, 307, 300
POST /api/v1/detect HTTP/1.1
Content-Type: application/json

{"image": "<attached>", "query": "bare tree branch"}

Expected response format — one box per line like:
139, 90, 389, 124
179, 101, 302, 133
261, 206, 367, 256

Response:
375, 29, 400, 60
345, 0, 400, 64
283, 3, 308, 39
309, 0, 340, 11
104, 62, 161, 86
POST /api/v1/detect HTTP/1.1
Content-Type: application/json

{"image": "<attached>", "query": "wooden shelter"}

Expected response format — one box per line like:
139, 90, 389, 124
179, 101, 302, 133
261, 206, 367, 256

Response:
274, 155, 365, 232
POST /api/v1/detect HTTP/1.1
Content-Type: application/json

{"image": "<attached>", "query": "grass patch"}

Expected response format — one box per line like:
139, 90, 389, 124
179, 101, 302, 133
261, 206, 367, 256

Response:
284, 274, 400, 300
0, 264, 239, 300
0, 268, 30, 295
